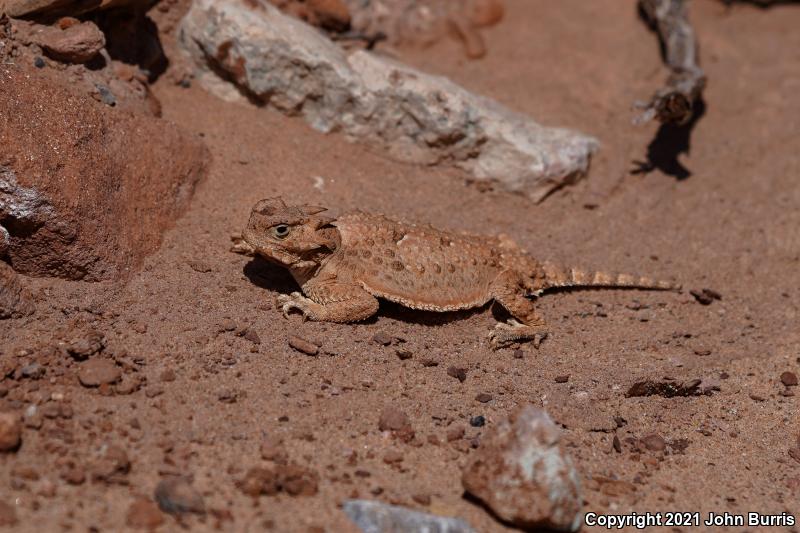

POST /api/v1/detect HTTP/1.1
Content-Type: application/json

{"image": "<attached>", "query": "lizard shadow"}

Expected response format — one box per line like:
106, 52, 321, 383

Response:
243, 256, 300, 296
243, 256, 489, 326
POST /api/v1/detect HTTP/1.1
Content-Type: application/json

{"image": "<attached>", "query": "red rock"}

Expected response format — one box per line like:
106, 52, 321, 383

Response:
91, 444, 131, 482
125, 498, 165, 529
239, 467, 279, 497
13, 20, 105, 63
78, 359, 121, 387
641, 433, 667, 452
287, 335, 319, 356
0, 411, 22, 452
780, 372, 798, 387
0, 262, 35, 319
461, 405, 581, 531
276, 464, 319, 496
0, 64, 207, 281
378, 407, 414, 440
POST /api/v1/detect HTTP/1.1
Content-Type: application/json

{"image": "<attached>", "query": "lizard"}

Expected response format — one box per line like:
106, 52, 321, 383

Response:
242, 197, 680, 348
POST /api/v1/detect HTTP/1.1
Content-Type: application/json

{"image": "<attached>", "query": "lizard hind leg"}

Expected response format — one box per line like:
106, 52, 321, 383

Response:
488, 270, 549, 350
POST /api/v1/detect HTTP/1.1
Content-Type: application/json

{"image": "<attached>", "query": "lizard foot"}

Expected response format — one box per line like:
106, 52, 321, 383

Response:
489, 319, 548, 350
275, 292, 315, 321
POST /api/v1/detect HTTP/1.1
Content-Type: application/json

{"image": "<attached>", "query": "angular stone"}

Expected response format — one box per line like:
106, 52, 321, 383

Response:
0, 64, 207, 281
0, 261, 34, 319
461, 405, 582, 532
0, 0, 144, 18
179, 0, 596, 202
13, 20, 105, 64
343, 500, 475, 533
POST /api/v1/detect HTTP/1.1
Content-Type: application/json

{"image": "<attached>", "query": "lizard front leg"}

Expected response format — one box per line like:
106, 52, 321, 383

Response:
277, 279, 379, 323
488, 270, 549, 349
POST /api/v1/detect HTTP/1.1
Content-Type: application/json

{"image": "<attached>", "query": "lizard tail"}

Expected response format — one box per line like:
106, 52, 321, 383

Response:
540, 262, 680, 291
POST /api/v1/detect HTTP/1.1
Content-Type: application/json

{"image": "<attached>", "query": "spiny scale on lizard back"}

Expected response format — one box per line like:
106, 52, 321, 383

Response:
332, 212, 506, 311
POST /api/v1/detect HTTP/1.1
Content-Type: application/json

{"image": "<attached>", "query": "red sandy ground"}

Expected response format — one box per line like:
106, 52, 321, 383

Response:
1, 0, 799, 531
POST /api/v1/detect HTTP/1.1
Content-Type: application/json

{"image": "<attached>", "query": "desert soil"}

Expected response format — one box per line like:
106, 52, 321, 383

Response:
1, 0, 799, 531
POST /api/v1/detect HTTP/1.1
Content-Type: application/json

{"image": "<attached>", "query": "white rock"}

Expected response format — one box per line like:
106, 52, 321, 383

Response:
461, 405, 582, 531
179, 0, 597, 201
343, 500, 475, 533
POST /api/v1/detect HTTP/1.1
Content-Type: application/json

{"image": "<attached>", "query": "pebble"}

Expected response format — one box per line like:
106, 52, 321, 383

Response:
288, 335, 319, 356
780, 371, 798, 387
378, 407, 414, 441
690, 288, 721, 305
154, 477, 206, 515
612, 435, 622, 453
34, 56, 45, 68
78, 358, 121, 387
220, 319, 237, 332
160, 369, 176, 382
461, 405, 581, 531
0, 412, 22, 451
447, 366, 467, 383
243, 328, 261, 345
395, 349, 413, 360
91, 444, 130, 482
469, 416, 485, 428
0, 501, 17, 527
239, 467, 279, 497
382, 450, 404, 464
641, 433, 666, 452
554, 375, 570, 383
126, 498, 165, 529
371, 332, 394, 346
475, 393, 493, 403
96, 84, 116, 106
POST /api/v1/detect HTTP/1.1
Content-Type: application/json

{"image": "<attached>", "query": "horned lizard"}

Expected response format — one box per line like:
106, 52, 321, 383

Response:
242, 197, 679, 348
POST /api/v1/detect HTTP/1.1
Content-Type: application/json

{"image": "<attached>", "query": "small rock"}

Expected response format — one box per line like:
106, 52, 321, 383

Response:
66, 333, 104, 360
288, 335, 319, 356
243, 328, 261, 345
14, 19, 105, 63
21, 362, 44, 379
612, 435, 622, 453
371, 331, 394, 346
378, 407, 414, 442
469, 416, 485, 428
96, 84, 116, 107
475, 393, 493, 403
0, 501, 17, 527
217, 389, 239, 403
78, 358, 122, 387
749, 393, 765, 402
34, 56, 46, 68
461, 405, 581, 531
219, 318, 237, 332
239, 467, 279, 497
690, 288, 721, 305
154, 477, 206, 515
780, 372, 798, 387
0, 412, 22, 452
126, 498, 165, 529
641, 433, 666, 452
343, 500, 475, 533
0, 262, 35, 319
395, 349, 413, 360
447, 366, 467, 383
91, 444, 130, 482
554, 375, 570, 383
160, 369, 176, 382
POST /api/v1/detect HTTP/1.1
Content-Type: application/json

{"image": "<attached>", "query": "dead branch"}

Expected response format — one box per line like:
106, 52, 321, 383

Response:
635, 0, 706, 125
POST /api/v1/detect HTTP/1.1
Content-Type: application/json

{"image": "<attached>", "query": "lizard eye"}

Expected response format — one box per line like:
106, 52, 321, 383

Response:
273, 224, 290, 239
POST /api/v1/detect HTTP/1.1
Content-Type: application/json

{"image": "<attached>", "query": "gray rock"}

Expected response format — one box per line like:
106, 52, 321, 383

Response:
343, 500, 475, 533
461, 405, 582, 532
179, 0, 597, 202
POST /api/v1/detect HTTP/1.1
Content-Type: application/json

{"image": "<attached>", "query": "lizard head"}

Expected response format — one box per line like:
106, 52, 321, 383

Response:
243, 197, 338, 268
